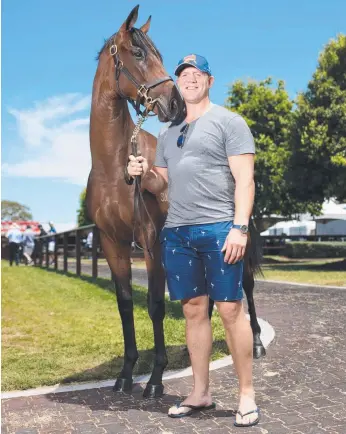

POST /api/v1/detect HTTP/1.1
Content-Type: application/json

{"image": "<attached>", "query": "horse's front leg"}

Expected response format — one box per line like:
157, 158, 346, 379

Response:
141, 235, 168, 398
100, 232, 138, 392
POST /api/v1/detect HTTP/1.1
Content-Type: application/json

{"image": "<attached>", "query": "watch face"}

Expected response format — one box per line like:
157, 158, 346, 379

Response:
240, 225, 249, 234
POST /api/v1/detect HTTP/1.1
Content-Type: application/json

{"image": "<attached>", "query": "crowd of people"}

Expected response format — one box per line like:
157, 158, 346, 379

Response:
5, 222, 95, 266
5, 222, 56, 266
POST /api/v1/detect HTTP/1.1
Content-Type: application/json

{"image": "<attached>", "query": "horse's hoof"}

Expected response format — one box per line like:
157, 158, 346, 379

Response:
143, 383, 164, 398
253, 345, 266, 359
113, 377, 133, 393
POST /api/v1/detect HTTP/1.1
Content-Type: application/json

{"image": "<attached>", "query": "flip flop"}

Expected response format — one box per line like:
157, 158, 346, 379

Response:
168, 402, 216, 418
234, 407, 260, 427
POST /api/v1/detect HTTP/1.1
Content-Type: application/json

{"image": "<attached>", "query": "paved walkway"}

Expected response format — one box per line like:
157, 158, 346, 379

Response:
2, 266, 346, 433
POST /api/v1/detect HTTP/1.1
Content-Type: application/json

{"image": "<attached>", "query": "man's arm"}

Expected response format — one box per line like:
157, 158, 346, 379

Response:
152, 166, 168, 184
142, 166, 168, 195
228, 153, 255, 225
221, 153, 255, 264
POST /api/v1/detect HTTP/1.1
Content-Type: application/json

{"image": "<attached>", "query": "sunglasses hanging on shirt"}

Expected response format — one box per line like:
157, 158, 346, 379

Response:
177, 123, 190, 148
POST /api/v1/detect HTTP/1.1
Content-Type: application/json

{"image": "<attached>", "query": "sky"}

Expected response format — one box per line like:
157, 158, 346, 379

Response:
2, 0, 346, 226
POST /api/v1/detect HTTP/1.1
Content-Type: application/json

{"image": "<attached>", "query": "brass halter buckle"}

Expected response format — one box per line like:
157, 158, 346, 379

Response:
137, 85, 154, 104
137, 85, 149, 98
109, 44, 118, 56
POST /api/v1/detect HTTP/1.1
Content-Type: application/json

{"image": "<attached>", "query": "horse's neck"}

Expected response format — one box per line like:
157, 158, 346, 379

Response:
90, 89, 134, 164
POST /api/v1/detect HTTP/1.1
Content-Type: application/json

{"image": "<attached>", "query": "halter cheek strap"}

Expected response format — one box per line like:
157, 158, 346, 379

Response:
110, 42, 173, 117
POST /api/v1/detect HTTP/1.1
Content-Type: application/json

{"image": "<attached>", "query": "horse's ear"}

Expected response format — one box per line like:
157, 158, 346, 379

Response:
120, 5, 139, 32
140, 16, 151, 34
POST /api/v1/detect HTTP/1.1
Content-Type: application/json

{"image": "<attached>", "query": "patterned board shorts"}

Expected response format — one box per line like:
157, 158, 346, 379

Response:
160, 221, 243, 302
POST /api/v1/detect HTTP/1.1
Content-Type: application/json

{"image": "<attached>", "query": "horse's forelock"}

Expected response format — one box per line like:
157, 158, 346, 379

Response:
96, 28, 163, 63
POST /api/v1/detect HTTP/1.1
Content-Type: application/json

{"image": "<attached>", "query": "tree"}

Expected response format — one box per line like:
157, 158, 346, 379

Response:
1, 200, 33, 221
77, 188, 93, 227
288, 34, 346, 206
225, 78, 307, 227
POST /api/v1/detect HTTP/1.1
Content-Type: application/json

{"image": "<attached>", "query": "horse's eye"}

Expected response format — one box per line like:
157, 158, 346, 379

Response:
133, 49, 144, 60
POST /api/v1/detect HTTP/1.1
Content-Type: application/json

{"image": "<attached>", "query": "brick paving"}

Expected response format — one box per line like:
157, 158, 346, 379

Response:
2, 273, 346, 433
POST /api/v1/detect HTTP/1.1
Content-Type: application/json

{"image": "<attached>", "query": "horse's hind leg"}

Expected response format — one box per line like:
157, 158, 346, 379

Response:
205, 265, 266, 359
208, 297, 215, 319
243, 259, 266, 359
142, 238, 168, 398
100, 232, 138, 392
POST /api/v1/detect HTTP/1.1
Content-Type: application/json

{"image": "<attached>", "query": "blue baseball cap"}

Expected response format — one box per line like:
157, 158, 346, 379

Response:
174, 54, 212, 76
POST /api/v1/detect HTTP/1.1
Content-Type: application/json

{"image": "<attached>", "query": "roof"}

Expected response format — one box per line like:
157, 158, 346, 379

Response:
1, 221, 41, 235
314, 200, 346, 221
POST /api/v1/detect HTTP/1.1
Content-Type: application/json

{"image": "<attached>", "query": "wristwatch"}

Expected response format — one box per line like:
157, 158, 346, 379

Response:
232, 224, 249, 235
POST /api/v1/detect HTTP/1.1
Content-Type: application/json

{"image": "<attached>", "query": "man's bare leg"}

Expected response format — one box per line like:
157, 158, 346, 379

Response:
216, 300, 258, 426
168, 295, 213, 415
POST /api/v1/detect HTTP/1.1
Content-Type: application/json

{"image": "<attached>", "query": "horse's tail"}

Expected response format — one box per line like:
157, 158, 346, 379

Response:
247, 219, 264, 277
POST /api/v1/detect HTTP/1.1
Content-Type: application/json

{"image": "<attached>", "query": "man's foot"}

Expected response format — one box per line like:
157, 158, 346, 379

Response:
168, 392, 213, 417
235, 393, 259, 427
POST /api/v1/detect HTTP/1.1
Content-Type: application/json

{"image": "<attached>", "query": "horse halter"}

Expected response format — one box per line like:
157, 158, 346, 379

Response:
109, 40, 168, 259
109, 41, 173, 117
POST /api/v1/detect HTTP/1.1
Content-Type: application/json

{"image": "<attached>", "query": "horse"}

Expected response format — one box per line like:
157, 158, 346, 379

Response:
86, 5, 265, 399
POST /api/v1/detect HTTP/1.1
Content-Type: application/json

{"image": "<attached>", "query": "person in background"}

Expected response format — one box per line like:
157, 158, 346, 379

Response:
6, 223, 23, 266
86, 230, 93, 259
22, 225, 35, 265
32, 224, 47, 265
47, 221, 57, 265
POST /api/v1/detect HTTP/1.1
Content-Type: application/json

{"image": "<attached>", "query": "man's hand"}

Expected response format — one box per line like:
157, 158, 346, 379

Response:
221, 228, 248, 264
127, 155, 149, 178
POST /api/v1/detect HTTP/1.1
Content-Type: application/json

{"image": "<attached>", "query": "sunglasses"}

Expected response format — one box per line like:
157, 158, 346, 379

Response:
177, 123, 190, 148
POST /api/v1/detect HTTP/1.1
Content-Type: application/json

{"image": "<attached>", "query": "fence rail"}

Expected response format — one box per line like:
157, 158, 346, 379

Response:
2, 224, 345, 275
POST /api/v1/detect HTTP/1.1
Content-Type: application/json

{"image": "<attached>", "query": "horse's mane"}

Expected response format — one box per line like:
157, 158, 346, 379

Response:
96, 28, 163, 62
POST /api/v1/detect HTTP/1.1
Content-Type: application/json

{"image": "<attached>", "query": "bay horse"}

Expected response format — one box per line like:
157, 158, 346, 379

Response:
86, 5, 265, 399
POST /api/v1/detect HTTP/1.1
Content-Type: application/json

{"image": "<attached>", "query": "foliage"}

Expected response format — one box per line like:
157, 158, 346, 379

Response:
77, 188, 93, 227
288, 34, 346, 205
1, 200, 33, 221
226, 78, 309, 220
283, 241, 346, 258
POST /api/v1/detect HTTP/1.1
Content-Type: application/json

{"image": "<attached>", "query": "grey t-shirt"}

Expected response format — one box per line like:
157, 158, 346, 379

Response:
155, 104, 255, 228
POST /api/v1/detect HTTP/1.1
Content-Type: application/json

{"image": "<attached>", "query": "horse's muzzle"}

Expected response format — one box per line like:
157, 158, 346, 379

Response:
168, 85, 186, 125
156, 85, 186, 125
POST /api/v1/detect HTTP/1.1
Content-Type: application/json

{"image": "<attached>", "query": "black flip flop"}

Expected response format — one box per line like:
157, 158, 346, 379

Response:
234, 407, 260, 427
168, 402, 216, 418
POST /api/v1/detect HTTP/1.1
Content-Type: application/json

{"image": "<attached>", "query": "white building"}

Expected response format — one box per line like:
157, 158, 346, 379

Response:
261, 200, 346, 236
261, 220, 316, 236
314, 200, 346, 235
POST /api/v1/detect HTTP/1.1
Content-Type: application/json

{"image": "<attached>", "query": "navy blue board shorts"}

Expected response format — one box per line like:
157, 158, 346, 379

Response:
160, 221, 243, 302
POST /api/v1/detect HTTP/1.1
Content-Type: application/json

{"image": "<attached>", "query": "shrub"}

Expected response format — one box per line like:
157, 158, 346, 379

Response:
283, 242, 346, 259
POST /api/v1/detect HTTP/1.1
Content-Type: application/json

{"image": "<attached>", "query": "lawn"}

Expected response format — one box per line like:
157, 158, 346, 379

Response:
261, 257, 346, 287
132, 257, 346, 287
1, 262, 228, 391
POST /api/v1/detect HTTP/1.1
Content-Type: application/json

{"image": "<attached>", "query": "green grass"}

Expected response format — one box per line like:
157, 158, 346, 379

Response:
261, 257, 346, 287
1, 262, 228, 391
132, 257, 345, 287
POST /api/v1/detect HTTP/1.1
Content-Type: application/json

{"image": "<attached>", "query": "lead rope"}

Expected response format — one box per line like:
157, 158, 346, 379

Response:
130, 114, 157, 259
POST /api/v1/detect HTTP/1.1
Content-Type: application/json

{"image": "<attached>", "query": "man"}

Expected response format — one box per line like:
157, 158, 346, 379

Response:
86, 230, 93, 259
6, 223, 23, 266
22, 225, 35, 265
126, 54, 259, 427
32, 224, 47, 265
47, 221, 57, 265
